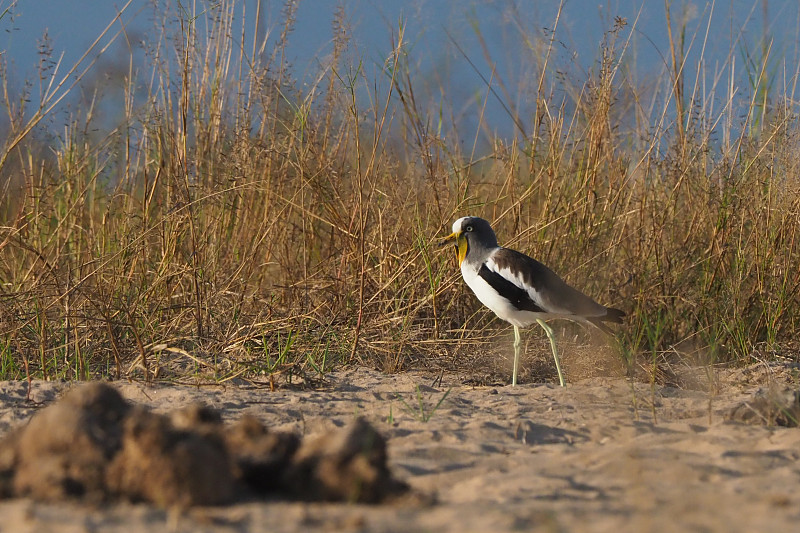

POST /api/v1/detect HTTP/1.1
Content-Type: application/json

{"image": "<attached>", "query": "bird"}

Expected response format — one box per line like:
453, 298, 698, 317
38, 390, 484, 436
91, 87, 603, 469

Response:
439, 216, 625, 386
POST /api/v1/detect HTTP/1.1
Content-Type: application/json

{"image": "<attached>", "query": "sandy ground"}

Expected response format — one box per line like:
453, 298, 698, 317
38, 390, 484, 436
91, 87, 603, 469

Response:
0, 362, 799, 533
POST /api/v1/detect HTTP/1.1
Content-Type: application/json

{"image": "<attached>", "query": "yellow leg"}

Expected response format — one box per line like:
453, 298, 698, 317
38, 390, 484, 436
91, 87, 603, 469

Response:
536, 319, 566, 387
512, 326, 521, 386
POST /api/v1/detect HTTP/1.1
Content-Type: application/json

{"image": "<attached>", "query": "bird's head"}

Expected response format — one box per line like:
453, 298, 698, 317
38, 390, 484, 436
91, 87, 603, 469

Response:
438, 216, 498, 264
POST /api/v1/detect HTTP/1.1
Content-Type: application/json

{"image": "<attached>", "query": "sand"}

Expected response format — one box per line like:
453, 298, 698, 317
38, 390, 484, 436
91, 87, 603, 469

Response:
0, 362, 798, 532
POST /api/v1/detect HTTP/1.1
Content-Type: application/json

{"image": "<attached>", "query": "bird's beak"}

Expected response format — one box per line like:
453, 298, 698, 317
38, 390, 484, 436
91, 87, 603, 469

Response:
438, 231, 460, 249
438, 230, 468, 264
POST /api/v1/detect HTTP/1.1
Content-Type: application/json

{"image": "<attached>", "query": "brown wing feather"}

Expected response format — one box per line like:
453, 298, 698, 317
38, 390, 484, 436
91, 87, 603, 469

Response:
491, 248, 619, 319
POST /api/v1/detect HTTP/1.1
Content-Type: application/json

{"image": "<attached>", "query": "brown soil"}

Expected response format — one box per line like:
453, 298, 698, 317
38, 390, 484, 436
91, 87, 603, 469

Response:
0, 361, 798, 532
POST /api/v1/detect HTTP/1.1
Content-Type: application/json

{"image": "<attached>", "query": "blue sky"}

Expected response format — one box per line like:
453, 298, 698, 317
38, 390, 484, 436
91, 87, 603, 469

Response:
1, 1, 798, 140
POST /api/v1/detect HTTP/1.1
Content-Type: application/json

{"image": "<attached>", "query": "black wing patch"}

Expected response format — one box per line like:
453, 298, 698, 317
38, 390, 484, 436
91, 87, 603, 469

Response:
478, 264, 544, 313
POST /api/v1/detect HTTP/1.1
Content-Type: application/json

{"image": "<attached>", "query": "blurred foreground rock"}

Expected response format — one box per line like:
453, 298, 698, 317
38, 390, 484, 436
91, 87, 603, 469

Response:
0, 382, 411, 507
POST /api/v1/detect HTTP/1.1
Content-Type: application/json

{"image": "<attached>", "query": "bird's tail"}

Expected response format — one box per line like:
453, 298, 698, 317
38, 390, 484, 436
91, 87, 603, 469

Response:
602, 307, 625, 324
588, 306, 625, 335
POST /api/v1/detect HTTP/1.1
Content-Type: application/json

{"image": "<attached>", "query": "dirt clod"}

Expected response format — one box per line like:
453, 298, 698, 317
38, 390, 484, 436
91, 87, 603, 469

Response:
0, 382, 410, 507
285, 417, 408, 503
106, 406, 235, 507
12, 382, 130, 502
726, 388, 800, 427
225, 414, 300, 493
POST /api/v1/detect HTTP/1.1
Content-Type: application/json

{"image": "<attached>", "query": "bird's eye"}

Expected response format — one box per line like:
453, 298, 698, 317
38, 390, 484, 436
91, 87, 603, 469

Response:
465, 225, 473, 232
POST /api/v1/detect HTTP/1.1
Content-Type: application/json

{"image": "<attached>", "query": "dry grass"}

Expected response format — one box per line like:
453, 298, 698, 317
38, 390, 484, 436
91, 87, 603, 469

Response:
0, 1, 798, 386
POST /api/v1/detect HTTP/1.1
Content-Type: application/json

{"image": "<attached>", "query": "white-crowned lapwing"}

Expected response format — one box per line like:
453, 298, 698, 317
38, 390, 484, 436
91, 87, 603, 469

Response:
440, 216, 625, 386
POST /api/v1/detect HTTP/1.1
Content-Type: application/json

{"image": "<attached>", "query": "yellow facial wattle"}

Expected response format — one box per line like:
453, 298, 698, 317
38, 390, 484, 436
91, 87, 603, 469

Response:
456, 233, 468, 264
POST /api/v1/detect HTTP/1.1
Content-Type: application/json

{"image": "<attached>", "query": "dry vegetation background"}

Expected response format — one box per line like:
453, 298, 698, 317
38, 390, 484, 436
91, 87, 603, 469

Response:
0, 1, 798, 386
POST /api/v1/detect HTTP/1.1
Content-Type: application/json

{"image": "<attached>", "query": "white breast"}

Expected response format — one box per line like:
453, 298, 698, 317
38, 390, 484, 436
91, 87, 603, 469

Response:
460, 259, 546, 327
